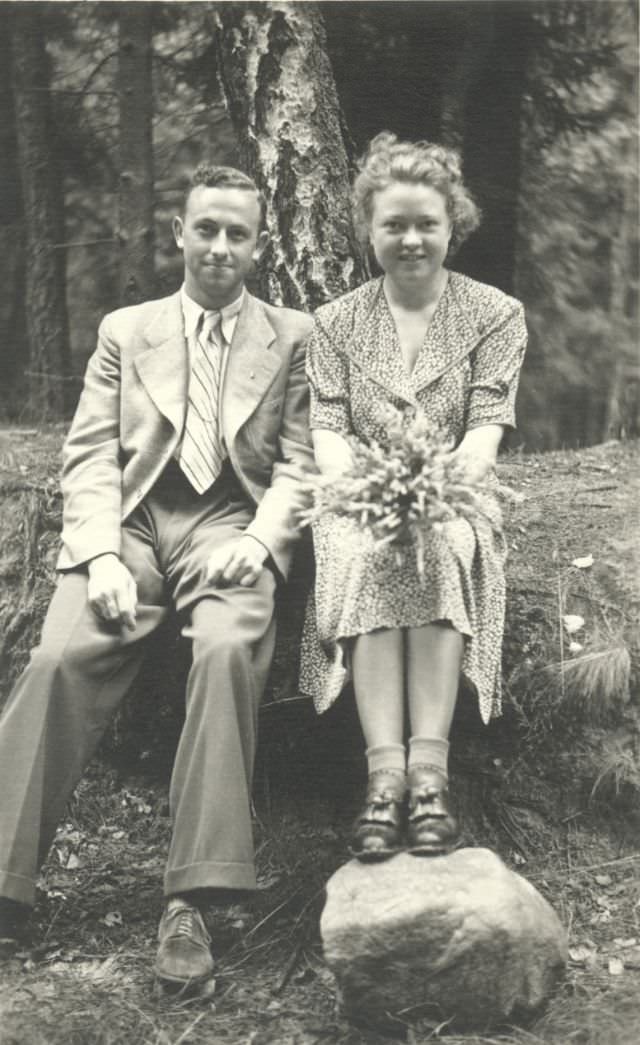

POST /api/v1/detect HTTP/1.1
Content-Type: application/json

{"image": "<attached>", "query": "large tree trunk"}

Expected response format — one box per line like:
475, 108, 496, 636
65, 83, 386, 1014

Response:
117, 5, 155, 306
215, 0, 366, 309
0, 25, 27, 418
9, 6, 71, 419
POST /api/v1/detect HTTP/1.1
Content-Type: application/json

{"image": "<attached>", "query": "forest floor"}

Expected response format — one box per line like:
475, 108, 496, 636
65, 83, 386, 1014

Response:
1, 757, 639, 1045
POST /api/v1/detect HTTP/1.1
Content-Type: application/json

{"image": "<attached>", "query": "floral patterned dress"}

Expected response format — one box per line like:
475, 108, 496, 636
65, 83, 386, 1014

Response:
299, 272, 527, 724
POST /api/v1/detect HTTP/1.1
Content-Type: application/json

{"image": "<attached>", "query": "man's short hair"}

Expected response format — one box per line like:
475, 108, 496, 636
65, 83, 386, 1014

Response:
183, 163, 267, 229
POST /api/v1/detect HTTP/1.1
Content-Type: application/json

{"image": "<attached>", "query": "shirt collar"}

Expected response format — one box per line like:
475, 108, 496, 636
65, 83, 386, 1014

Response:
180, 285, 246, 343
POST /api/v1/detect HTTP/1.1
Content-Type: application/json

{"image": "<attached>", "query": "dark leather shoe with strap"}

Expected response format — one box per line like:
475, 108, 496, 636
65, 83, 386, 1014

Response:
350, 771, 406, 862
407, 765, 460, 856
154, 898, 214, 988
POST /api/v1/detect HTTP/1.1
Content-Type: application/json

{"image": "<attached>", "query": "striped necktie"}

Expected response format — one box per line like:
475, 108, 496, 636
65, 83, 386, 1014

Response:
179, 311, 225, 494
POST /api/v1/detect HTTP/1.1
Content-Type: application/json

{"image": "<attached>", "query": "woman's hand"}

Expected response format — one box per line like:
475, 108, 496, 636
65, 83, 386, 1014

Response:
312, 429, 354, 477
452, 424, 504, 484
450, 447, 495, 485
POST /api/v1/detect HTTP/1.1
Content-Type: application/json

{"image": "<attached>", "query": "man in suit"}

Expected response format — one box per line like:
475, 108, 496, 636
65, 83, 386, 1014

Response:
0, 164, 314, 988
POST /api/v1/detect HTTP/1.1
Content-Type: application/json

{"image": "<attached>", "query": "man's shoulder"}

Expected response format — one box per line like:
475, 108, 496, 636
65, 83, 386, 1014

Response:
255, 297, 314, 341
99, 293, 179, 337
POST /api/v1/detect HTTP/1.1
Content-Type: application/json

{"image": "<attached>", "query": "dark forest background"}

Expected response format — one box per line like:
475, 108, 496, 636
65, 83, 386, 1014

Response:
0, 0, 637, 451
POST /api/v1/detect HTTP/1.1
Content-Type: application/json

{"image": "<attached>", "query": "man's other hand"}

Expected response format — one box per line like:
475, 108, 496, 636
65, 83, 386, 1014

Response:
87, 553, 138, 630
206, 535, 268, 588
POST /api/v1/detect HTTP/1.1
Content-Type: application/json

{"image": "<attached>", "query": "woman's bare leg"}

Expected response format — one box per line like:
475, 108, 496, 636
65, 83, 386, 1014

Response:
352, 628, 405, 748
406, 622, 463, 743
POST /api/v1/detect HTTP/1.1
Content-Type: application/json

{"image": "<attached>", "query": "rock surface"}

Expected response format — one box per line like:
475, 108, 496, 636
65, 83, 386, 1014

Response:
321, 847, 567, 1030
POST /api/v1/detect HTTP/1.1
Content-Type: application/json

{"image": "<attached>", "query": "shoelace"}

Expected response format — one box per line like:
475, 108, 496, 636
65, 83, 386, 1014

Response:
170, 906, 201, 938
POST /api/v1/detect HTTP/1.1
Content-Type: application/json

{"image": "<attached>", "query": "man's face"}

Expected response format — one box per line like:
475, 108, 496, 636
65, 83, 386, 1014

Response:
173, 185, 268, 308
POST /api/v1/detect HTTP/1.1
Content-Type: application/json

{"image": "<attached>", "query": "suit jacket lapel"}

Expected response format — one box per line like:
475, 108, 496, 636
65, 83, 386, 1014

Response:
222, 292, 280, 447
134, 293, 189, 435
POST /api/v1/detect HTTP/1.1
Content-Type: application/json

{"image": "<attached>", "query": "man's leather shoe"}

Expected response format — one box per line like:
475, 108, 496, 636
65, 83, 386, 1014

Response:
407, 768, 460, 855
154, 898, 214, 988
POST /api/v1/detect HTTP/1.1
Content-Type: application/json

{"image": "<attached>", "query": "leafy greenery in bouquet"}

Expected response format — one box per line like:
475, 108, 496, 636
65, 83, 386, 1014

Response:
301, 406, 507, 577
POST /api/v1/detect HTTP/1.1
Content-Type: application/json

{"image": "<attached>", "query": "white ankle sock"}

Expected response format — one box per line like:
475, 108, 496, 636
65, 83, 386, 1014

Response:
407, 736, 449, 778
365, 742, 406, 777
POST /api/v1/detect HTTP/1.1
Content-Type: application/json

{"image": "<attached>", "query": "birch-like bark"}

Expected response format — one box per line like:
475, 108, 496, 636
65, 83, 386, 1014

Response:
215, 1, 366, 309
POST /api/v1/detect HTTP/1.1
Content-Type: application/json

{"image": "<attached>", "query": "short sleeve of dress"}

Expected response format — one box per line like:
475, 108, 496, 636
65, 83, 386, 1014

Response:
466, 302, 527, 431
306, 316, 352, 434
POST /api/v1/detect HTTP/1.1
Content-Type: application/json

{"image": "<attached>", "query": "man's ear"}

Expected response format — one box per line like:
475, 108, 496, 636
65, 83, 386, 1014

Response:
253, 230, 269, 262
172, 216, 184, 250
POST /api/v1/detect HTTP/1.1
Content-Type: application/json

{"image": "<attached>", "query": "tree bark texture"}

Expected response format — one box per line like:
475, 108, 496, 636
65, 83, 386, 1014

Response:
0, 25, 28, 417
9, 6, 71, 419
215, 1, 367, 309
117, 5, 155, 305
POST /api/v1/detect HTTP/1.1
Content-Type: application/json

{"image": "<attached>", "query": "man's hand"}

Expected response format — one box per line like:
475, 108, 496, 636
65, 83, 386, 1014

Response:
206, 535, 268, 588
87, 553, 138, 630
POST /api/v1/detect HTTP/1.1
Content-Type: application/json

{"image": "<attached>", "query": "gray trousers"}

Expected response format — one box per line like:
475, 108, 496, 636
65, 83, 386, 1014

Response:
0, 462, 276, 907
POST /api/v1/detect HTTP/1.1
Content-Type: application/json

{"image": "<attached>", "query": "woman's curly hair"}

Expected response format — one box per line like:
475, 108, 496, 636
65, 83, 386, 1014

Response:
353, 132, 481, 257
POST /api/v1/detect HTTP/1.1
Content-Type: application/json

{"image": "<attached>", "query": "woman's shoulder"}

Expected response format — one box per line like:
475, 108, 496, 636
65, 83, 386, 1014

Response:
449, 271, 525, 327
313, 278, 382, 331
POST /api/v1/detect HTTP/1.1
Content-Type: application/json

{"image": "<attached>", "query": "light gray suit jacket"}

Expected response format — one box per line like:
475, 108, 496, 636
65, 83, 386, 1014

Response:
58, 290, 315, 579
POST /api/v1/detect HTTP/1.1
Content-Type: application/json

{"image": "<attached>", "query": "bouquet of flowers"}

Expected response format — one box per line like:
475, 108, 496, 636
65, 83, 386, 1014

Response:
301, 406, 505, 577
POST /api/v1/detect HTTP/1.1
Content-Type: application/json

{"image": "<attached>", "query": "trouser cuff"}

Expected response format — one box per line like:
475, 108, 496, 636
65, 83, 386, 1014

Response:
0, 870, 36, 908
164, 860, 256, 897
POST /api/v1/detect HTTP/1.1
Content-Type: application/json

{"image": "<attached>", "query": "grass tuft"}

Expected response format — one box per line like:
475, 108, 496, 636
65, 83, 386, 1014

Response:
556, 644, 632, 722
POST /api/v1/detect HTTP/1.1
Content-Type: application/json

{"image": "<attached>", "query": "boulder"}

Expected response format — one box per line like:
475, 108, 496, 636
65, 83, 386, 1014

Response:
320, 847, 567, 1031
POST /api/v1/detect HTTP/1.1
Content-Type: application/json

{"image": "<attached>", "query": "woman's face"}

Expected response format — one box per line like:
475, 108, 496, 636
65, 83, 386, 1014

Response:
368, 180, 452, 286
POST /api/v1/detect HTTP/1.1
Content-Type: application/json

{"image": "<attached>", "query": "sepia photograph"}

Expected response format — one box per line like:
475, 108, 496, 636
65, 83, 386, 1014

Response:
0, 1, 638, 1042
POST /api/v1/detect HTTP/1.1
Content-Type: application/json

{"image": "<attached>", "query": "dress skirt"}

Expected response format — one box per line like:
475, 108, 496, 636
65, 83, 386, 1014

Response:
300, 485, 507, 725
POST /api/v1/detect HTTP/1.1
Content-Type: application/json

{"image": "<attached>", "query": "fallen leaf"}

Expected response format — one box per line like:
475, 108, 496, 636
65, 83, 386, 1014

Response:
569, 944, 597, 967
572, 554, 594, 569
569, 641, 583, 654
608, 957, 624, 976
594, 874, 612, 886
563, 614, 585, 634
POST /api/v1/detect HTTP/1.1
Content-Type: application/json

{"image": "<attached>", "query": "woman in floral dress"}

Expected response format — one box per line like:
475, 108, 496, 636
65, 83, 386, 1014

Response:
301, 133, 527, 860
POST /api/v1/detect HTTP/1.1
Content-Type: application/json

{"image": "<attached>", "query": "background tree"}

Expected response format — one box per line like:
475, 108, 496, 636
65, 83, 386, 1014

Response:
117, 3, 156, 304
9, 3, 71, 419
0, 25, 27, 409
